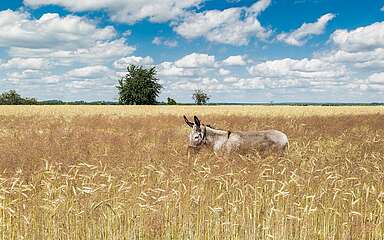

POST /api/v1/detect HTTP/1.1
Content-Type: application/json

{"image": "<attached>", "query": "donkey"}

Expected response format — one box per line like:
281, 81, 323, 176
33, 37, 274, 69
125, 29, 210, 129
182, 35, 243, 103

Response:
184, 115, 288, 156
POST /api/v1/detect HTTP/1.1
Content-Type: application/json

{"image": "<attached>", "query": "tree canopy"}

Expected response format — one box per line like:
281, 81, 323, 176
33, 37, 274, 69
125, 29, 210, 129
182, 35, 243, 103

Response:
117, 65, 162, 105
0, 90, 37, 105
192, 89, 210, 105
167, 97, 177, 105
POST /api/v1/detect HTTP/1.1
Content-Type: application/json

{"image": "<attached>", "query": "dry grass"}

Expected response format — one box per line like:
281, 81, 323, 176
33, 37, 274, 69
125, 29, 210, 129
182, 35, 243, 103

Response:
0, 105, 383, 117
0, 106, 383, 239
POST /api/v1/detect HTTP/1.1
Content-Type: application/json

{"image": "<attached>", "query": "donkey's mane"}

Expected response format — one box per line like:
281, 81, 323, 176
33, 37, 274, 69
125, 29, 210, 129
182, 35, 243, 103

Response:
204, 124, 231, 140
205, 124, 224, 131
205, 124, 228, 132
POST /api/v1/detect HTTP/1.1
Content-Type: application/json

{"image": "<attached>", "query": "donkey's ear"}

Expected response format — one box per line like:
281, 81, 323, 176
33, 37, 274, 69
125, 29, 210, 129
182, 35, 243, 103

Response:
194, 116, 201, 127
183, 115, 194, 128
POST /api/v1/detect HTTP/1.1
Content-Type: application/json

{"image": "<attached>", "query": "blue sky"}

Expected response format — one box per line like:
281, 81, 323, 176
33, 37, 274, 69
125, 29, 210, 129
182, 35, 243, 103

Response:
0, 0, 383, 103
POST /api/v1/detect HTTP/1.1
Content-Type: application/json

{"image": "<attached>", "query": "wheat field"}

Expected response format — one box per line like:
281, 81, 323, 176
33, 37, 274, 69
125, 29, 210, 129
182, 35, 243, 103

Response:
0, 106, 383, 239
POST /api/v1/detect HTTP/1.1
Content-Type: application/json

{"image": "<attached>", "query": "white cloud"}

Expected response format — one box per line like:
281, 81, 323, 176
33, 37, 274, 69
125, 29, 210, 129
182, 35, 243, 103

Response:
174, 53, 215, 68
0, 10, 116, 50
66, 65, 113, 79
174, 0, 271, 45
113, 56, 154, 69
152, 37, 178, 47
122, 30, 132, 37
232, 77, 265, 89
175, 8, 240, 39
152, 37, 162, 45
218, 68, 231, 76
156, 53, 227, 91
223, 76, 239, 83
5, 69, 44, 84
0, 10, 135, 66
277, 13, 335, 46
248, 58, 347, 80
65, 80, 97, 90
8, 40, 135, 65
24, 0, 203, 24
170, 77, 226, 90
248, 0, 271, 15
157, 53, 232, 82
157, 62, 195, 77
315, 21, 384, 77
163, 40, 178, 48
41, 75, 62, 84
0, 58, 50, 70
317, 48, 384, 70
368, 72, 384, 84
330, 21, 384, 52
222, 55, 247, 66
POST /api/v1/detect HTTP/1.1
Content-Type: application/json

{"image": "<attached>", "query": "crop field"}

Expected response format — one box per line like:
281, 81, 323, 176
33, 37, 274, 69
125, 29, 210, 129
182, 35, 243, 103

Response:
0, 105, 383, 239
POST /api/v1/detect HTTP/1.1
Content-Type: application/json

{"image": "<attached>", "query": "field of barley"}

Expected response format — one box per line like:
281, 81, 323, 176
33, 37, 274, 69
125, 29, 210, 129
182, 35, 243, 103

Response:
0, 105, 383, 239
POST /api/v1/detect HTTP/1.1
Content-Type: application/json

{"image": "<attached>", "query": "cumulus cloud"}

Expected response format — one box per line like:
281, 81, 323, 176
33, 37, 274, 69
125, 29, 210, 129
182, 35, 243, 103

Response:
157, 53, 224, 80
277, 13, 335, 46
152, 37, 178, 47
157, 62, 195, 77
156, 53, 227, 92
152, 37, 162, 45
317, 48, 384, 70
0, 10, 116, 50
173, 0, 271, 45
113, 56, 154, 69
170, 77, 226, 91
330, 22, 384, 52
248, 0, 271, 15
8, 40, 135, 65
0, 58, 50, 70
0, 10, 135, 65
5, 69, 45, 84
66, 65, 113, 79
248, 58, 346, 79
218, 68, 231, 76
222, 55, 247, 66
314, 21, 384, 77
232, 77, 265, 89
24, 0, 202, 24
122, 30, 132, 37
368, 72, 384, 84
174, 53, 215, 68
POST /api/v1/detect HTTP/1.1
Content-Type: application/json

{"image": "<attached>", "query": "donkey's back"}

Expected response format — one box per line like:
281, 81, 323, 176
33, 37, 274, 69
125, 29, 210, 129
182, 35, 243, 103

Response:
229, 129, 289, 154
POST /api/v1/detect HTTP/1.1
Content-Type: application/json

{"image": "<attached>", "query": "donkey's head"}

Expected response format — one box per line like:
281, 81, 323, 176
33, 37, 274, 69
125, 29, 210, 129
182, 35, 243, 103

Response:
183, 115, 206, 148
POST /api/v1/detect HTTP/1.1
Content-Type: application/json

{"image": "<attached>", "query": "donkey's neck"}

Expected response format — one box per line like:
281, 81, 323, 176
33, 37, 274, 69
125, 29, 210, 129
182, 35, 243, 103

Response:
204, 126, 229, 151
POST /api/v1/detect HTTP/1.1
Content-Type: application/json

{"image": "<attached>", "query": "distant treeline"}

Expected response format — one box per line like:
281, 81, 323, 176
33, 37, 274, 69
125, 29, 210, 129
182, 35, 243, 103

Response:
39, 100, 120, 105
38, 101, 383, 106
1, 90, 382, 106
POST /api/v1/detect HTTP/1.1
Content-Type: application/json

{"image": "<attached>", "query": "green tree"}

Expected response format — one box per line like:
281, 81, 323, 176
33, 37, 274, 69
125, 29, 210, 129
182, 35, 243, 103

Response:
0, 90, 37, 105
167, 97, 177, 105
117, 65, 162, 105
192, 89, 210, 105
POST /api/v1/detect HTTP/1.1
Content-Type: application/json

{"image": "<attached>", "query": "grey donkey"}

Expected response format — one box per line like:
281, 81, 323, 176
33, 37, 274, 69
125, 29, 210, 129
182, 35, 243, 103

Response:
184, 115, 289, 156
